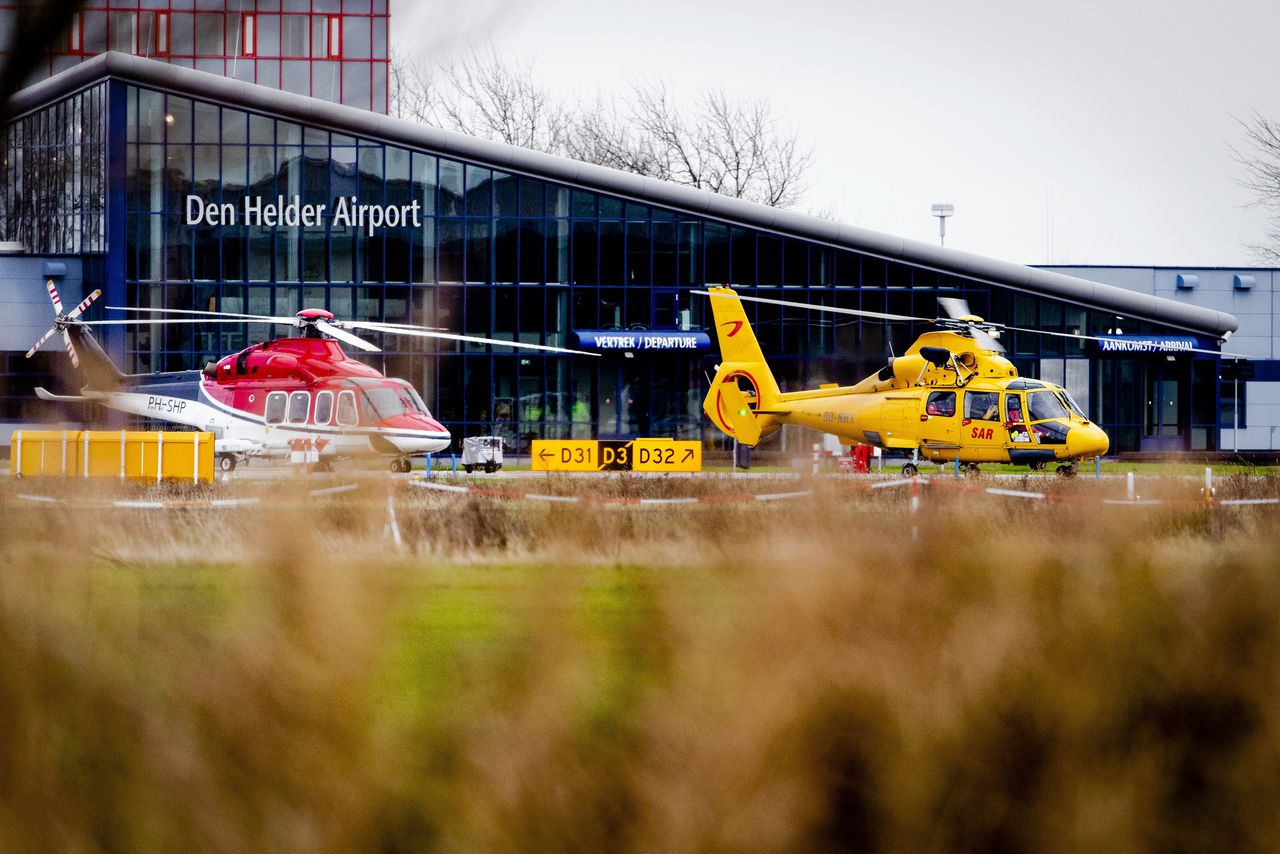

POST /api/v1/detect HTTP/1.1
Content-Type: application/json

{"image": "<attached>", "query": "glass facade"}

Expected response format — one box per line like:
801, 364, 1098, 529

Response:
0, 68, 1228, 453
0, 83, 106, 254
99, 81, 1218, 453
0, 1, 390, 113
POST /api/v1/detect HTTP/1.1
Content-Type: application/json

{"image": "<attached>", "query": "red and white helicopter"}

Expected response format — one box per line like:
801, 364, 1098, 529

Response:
26, 281, 596, 472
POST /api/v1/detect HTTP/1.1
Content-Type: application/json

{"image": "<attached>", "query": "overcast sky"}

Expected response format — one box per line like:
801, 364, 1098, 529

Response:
392, 0, 1280, 268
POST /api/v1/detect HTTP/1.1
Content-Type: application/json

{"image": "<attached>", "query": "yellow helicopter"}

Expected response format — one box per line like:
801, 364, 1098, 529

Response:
699, 286, 1114, 476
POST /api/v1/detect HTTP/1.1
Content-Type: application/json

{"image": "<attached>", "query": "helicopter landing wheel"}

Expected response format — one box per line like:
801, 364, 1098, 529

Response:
218, 454, 236, 473
964, 462, 981, 477
391, 457, 411, 473
1056, 463, 1078, 478
1029, 461, 1047, 472
902, 462, 919, 477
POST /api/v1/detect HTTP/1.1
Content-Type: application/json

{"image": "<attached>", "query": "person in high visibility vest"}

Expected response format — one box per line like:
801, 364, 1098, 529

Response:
571, 395, 591, 438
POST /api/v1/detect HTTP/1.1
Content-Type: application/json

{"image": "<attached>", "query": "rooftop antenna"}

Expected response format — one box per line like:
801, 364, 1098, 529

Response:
931, 203, 954, 247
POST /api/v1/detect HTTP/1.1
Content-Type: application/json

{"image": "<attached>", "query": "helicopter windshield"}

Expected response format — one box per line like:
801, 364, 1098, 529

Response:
351, 379, 433, 423
1056, 390, 1088, 420
1027, 390, 1070, 421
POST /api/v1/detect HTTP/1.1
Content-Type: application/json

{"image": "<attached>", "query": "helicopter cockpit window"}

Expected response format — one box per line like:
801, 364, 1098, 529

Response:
264, 391, 287, 425
287, 391, 311, 424
925, 391, 956, 417
1028, 390, 1070, 422
336, 390, 358, 426
314, 391, 333, 425
1057, 390, 1087, 420
404, 385, 434, 418
1005, 393, 1024, 423
965, 391, 999, 421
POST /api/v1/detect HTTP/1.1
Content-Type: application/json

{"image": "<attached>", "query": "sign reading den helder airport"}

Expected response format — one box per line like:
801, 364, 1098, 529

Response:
186, 194, 422, 235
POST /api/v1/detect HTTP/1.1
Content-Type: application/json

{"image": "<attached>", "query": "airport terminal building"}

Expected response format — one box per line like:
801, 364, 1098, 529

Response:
0, 7, 1264, 455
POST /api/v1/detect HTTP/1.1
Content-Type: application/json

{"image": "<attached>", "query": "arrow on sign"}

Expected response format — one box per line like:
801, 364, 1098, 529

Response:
681, 448, 694, 463
539, 449, 554, 462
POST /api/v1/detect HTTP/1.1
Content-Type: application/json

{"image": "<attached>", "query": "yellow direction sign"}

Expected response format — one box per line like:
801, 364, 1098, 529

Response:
531, 439, 702, 472
631, 439, 701, 472
531, 439, 599, 471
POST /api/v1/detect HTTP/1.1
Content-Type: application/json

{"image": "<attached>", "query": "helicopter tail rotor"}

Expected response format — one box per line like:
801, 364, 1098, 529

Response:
27, 285, 102, 369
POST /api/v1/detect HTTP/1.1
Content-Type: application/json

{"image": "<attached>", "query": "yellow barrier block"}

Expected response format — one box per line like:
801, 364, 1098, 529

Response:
10, 430, 216, 482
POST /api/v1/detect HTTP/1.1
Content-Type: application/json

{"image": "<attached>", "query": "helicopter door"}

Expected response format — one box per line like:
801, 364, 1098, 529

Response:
1004, 392, 1030, 444
962, 390, 1004, 458
920, 390, 959, 448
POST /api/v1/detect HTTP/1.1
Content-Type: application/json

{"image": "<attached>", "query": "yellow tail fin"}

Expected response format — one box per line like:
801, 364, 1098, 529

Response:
702, 287, 781, 446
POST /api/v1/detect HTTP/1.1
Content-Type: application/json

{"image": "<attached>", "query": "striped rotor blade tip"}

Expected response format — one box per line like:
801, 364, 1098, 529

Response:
46, 280, 63, 313
26, 326, 57, 358
67, 289, 102, 319
62, 329, 80, 368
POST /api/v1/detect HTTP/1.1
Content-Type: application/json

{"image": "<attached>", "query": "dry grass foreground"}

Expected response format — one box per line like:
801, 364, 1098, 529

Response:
2, 474, 1280, 852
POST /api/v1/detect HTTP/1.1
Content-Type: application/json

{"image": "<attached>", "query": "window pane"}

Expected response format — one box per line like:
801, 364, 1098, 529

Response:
314, 391, 333, 424
195, 12, 223, 54
311, 15, 328, 57
171, 12, 194, 54
965, 391, 999, 420
439, 159, 463, 216
265, 391, 287, 424
281, 14, 307, 56
337, 391, 358, 425
109, 12, 136, 53
465, 165, 491, 216
288, 391, 310, 423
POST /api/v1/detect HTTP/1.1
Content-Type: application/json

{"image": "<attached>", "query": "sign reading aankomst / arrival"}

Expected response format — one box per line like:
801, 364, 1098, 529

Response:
1095, 335, 1205, 354
574, 330, 711, 351
186, 195, 423, 236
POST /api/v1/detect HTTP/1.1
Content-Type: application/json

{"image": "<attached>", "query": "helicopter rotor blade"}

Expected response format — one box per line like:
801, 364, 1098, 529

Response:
61, 328, 80, 369
354, 319, 448, 332
348, 321, 601, 357
79, 318, 299, 327
998, 324, 1245, 358
693, 290, 928, 323
107, 305, 299, 325
316, 318, 381, 353
26, 326, 58, 358
65, 289, 102, 320
937, 297, 975, 320
969, 326, 1006, 354
46, 280, 63, 314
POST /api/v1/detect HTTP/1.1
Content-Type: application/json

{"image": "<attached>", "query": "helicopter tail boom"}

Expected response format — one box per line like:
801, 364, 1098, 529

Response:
702, 287, 783, 446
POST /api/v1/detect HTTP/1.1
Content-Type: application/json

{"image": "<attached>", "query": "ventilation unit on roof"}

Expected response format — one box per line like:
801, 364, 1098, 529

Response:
1175, 273, 1198, 290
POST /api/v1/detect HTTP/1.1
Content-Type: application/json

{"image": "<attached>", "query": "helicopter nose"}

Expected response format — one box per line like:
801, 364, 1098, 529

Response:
1067, 423, 1109, 458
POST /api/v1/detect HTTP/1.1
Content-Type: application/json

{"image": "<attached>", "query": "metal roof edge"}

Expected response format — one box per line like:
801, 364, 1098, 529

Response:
6, 53, 1239, 338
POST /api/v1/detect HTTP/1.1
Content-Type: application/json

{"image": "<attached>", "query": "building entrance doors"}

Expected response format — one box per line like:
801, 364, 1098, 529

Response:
1141, 359, 1190, 452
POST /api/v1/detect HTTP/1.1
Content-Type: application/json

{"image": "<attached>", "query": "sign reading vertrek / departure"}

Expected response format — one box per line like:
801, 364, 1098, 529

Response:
531, 439, 701, 472
573, 330, 711, 352
185, 195, 423, 236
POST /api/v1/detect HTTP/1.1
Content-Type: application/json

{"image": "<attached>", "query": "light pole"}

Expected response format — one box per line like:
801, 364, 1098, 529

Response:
931, 203, 954, 247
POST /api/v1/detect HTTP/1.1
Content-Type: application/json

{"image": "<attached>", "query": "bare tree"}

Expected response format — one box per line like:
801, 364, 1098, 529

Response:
391, 48, 813, 210
1233, 111, 1280, 263
392, 46, 572, 154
